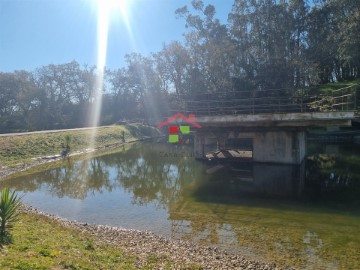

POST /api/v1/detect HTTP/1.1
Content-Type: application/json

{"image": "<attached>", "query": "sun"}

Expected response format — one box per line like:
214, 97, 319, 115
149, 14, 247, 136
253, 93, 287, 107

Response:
95, 0, 130, 66
97, 0, 129, 22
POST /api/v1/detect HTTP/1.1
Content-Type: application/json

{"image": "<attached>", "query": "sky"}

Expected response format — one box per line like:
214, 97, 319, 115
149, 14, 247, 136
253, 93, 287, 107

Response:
0, 0, 233, 72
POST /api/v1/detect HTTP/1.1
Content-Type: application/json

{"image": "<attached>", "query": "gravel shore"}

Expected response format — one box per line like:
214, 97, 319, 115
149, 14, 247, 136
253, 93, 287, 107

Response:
1, 145, 290, 270
20, 205, 283, 270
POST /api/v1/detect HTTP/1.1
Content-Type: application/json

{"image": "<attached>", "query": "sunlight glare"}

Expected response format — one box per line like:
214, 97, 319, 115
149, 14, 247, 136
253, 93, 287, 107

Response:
88, 0, 126, 147
88, 0, 134, 149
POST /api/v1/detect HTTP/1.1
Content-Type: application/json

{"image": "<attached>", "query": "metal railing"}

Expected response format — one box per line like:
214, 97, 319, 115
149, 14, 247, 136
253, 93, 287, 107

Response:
173, 84, 359, 116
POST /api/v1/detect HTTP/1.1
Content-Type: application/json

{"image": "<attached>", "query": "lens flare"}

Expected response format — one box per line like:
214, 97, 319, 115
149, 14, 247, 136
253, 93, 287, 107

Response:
88, 0, 131, 147
87, 1, 108, 150
88, 0, 133, 148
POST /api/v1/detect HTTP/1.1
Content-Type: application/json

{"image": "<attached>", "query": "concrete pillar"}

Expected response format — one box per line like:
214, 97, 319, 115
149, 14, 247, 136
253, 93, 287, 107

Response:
194, 133, 205, 159
217, 135, 227, 150
297, 131, 306, 163
194, 129, 306, 164
252, 130, 306, 164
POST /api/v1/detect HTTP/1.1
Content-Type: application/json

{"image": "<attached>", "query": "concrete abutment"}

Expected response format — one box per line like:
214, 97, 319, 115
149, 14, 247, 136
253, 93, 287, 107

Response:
195, 129, 306, 164
188, 112, 354, 164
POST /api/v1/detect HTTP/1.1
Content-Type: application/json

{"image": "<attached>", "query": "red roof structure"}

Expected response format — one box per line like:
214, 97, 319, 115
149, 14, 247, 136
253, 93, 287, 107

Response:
156, 113, 202, 129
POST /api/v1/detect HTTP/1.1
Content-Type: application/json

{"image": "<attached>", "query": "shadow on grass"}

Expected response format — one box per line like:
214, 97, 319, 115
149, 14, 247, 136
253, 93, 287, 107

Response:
0, 233, 13, 248
125, 124, 162, 138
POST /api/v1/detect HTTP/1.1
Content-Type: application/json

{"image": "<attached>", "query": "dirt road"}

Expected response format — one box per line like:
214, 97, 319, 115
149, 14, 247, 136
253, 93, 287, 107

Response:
0, 126, 111, 137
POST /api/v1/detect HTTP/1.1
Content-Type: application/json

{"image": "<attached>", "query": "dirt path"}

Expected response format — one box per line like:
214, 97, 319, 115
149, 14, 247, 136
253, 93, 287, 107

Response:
0, 126, 113, 137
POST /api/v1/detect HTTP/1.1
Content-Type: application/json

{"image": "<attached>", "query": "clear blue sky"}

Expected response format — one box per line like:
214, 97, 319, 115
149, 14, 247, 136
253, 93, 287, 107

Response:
0, 0, 233, 72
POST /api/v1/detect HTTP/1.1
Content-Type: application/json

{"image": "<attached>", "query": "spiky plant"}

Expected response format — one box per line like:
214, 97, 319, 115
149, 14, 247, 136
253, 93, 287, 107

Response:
64, 134, 72, 150
62, 134, 72, 157
0, 188, 22, 237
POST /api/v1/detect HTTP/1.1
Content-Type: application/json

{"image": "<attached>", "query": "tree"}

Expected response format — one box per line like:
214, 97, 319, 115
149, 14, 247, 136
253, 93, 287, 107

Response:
0, 71, 44, 131
334, 0, 360, 79
307, 0, 360, 82
14, 71, 44, 130
34, 61, 97, 128
289, 0, 309, 87
229, 0, 299, 91
0, 72, 21, 131
176, 0, 234, 96
155, 41, 190, 95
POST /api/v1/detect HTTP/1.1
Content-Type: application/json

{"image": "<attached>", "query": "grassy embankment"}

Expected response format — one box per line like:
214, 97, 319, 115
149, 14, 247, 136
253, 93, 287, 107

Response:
0, 124, 162, 168
315, 78, 360, 91
316, 79, 360, 113
0, 212, 182, 270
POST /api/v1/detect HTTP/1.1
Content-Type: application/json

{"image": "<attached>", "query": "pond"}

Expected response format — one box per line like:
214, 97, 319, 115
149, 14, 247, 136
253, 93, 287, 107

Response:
1, 142, 360, 269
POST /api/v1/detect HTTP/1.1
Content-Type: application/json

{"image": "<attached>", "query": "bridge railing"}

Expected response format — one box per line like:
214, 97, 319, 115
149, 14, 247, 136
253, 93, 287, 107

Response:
174, 85, 359, 116
307, 85, 358, 112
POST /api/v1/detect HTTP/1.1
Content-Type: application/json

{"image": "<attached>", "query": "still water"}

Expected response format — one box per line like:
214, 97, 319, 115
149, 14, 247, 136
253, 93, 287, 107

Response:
2, 143, 360, 269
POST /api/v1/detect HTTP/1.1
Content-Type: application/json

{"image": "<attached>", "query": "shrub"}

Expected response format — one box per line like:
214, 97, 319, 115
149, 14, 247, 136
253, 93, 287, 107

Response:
64, 134, 72, 149
0, 188, 22, 238
62, 134, 72, 157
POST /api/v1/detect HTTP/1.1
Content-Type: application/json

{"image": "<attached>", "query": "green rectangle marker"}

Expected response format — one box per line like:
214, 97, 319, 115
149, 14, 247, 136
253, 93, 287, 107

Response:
169, 134, 179, 143
180, 126, 190, 134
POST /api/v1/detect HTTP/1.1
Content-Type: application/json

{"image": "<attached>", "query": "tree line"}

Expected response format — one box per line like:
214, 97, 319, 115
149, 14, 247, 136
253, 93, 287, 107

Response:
1, 0, 359, 132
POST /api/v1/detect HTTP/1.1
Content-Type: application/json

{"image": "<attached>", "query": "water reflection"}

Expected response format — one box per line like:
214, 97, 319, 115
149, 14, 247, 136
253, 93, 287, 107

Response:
1, 143, 206, 207
196, 162, 305, 201
2, 157, 113, 200
1, 143, 359, 215
1, 142, 360, 269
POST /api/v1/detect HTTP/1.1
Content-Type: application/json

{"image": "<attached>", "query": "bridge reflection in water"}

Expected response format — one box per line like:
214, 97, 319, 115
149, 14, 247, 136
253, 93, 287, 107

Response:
1, 143, 359, 269
169, 161, 306, 249
201, 162, 305, 198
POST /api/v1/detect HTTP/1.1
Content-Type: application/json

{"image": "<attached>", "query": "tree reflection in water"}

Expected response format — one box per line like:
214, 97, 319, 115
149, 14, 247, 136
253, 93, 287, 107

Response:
1, 157, 112, 200
0, 143, 203, 203
1, 142, 359, 269
99, 143, 202, 207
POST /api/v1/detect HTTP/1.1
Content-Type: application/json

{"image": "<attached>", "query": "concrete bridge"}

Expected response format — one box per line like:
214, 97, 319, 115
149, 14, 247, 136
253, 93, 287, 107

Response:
192, 111, 355, 164
162, 85, 358, 164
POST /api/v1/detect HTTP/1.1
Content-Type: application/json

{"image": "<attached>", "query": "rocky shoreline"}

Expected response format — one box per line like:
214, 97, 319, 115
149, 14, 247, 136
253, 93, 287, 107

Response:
20, 204, 282, 270
1, 143, 289, 270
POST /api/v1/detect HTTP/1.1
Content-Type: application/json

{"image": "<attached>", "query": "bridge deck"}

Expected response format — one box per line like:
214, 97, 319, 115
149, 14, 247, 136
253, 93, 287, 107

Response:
194, 111, 355, 128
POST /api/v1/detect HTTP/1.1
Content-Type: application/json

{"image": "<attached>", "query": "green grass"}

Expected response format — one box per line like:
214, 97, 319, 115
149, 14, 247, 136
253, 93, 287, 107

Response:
316, 78, 360, 92
0, 124, 161, 167
305, 79, 360, 99
0, 212, 176, 270
304, 79, 360, 114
